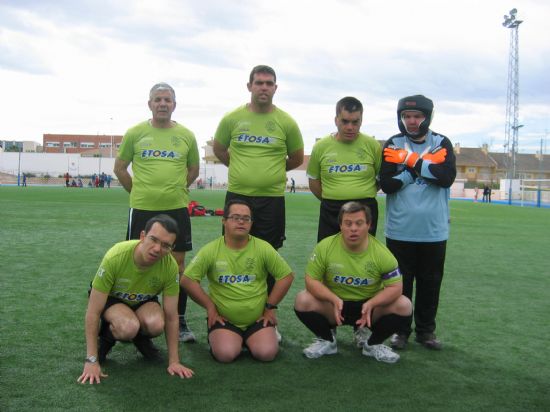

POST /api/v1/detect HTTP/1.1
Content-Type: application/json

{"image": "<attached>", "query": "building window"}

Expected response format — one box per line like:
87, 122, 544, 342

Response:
64, 141, 77, 148
468, 168, 476, 173
80, 142, 95, 148
46, 142, 60, 147
99, 143, 112, 148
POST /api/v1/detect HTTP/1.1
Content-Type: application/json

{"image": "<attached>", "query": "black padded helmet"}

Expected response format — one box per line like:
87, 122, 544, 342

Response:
397, 95, 434, 139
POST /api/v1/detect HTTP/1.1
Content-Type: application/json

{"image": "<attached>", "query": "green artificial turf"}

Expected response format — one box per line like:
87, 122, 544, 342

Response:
1, 186, 549, 411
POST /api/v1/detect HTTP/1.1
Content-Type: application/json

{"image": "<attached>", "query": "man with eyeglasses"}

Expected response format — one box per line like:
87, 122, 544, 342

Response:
294, 202, 412, 363
114, 82, 200, 345
78, 215, 194, 384
181, 199, 294, 363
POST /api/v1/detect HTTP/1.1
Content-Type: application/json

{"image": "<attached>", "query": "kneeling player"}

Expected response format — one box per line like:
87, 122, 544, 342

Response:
294, 202, 412, 363
181, 199, 294, 363
77, 215, 194, 384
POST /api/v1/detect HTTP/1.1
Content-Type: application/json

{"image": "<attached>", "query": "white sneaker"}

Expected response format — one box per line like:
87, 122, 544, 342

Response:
362, 343, 400, 363
275, 327, 282, 343
178, 323, 196, 343
354, 327, 371, 348
303, 333, 337, 359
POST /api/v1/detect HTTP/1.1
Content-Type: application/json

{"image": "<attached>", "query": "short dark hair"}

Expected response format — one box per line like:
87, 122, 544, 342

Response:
249, 65, 277, 84
337, 201, 372, 225
224, 199, 253, 220
336, 96, 363, 116
144, 214, 179, 237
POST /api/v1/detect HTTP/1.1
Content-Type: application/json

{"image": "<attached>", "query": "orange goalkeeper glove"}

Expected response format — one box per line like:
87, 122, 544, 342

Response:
422, 148, 447, 164
383, 147, 419, 168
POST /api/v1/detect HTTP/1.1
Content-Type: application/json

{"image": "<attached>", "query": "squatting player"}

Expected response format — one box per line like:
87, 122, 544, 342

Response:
77, 215, 194, 384
114, 82, 200, 344
294, 202, 412, 363
181, 199, 294, 363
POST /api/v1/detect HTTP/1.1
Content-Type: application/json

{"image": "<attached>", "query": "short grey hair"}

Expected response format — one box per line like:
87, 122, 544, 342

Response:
149, 82, 176, 101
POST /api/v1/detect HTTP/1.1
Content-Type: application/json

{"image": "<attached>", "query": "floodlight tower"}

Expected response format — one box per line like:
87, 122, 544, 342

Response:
502, 8, 523, 204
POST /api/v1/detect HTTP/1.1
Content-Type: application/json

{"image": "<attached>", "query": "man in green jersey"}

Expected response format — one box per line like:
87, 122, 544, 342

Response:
181, 199, 294, 363
213, 65, 303, 253
78, 215, 194, 384
308, 97, 381, 242
294, 202, 412, 363
114, 82, 200, 344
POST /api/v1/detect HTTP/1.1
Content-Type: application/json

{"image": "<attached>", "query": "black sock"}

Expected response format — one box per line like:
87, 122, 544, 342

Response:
178, 286, 188, 321
294, 310, 334, 342
368, 314, 408, 345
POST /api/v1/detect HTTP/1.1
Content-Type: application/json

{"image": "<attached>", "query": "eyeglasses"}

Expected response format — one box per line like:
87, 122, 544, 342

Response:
146, 235, 174, 252
226, 215, 252, 223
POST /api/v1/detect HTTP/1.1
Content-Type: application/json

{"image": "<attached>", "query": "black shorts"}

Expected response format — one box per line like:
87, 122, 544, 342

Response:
208, 319, 274, 342
341, 299, 369, 327
87, 287, 160, 321
126, 207, 192, 252
318, 198, 378, 242
224, 191, 286, 249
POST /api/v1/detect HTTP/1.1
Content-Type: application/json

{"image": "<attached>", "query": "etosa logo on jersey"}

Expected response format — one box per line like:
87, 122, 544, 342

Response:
236, 134, 271, 144
140, 149, 180, 159
217, 274, 256, 284
327, 164, 366, 173
333, 275, 370, 286
113, 292, 157, 301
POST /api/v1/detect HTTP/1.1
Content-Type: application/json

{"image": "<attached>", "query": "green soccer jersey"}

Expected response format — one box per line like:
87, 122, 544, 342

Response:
184, 236, 292, 329
118, 120, 200, 210
306, 233, 401, 301
92, 240, 180, 306
214, 105, 304, 196
307, 133, 381, 200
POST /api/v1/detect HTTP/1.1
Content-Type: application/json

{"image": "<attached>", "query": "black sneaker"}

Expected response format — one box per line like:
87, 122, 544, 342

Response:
133, 335, 162, 361
415, 333, 443, 350
98, 335, 116, 363
390, 333, 409, 350
98, 321, 116, 362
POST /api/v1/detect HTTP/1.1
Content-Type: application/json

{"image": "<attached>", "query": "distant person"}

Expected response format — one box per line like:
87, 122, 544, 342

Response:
213, 65, 304, 340
65, 172, 70, 187
106, 174, 112, 188
181, 199, 294, 363
114, 82, 200, 344
380, 94, 456, 351
22, 173, 27, 187
77, 215, 194, 384
474, 187, 479, 202
307, 97, 381, 242
78, 178, 83, 188
294, 202, 411, 363
483, 185, 492, 203
289, 177, 296, 193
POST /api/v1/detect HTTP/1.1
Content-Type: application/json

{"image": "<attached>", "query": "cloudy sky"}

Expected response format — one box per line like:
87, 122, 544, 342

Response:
1, 0, 549, 154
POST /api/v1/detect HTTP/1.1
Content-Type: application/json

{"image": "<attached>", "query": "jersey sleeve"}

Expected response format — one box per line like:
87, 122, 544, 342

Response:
305, 243, 326, 281
284, 117, 304, 154
184, 246, 211, 281
306, 141, 321, 180
117, 128, 136, 162
187, 134, 200, 167
162, 258, 180, 297
263, 245, 292, 281
91, 255, 116, 293
214, 115, 232, 148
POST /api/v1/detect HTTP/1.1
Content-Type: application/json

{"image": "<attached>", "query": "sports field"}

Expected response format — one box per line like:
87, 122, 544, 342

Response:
1, 186, 549, 411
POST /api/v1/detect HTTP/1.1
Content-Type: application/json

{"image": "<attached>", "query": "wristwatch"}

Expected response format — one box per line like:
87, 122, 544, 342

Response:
85, 355, 98, 363
265, 303, 278, 310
